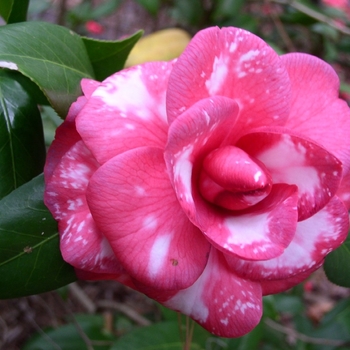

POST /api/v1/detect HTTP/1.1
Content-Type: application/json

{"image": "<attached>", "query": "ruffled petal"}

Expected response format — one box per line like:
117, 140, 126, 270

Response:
167, 26, 291, 135
226, 196, 349, 281
165, 96, 240, 222
44, 78, 100, 182
87, 146, 210, 291
199, 184, 299, 261
76, 61, 174, 164
44, 141, 122, 275
237, 130, 343, 221
260, 264, 321, 295
75, 268, 137, 290
337, 171, 350, 209
81, 78, 100, 98
281, 53, 350, 173
163, 249, 262, 338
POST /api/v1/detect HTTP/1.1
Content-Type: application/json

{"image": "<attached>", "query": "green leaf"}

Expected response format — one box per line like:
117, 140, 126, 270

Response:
0, 0, 12, 22
23, 314, 116, 350
0, 174, 77, 299
82, 30, 143, 81
110, 321, 203, 350
324, 232, 350, 287
0, 21, 94, 118
7, 0, 30, 23
0, 69, 46, 199
0, 0, 28, 23
0, 0, 29, 23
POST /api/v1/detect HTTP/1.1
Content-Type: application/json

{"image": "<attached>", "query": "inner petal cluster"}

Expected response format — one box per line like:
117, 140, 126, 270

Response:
199, 146, 272, 210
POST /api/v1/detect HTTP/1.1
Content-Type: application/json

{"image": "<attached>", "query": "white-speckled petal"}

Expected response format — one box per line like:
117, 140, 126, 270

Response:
76, 61, 174, 164
86, 146, 210, 290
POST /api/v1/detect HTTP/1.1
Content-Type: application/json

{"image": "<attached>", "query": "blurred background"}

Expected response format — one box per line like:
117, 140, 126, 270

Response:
1, 1, 350, 349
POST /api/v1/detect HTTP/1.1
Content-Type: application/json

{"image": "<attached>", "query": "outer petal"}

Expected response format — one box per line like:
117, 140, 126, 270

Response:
237, 130, 343, 221
281, 53, 350, 173
44, 141, 122, 275
336, 170, 350, 209
226, 196, 349, 281
163, 249, 262, 338
75, 268, 136, 290
76, 61, 174, 164
87, 146, 210, 291
44, 78, 100, 182
167, 26, 291, 135
260, 263, 321, 295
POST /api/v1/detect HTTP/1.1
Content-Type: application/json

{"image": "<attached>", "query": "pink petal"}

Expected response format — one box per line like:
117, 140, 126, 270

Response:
81, 78, 100, 97
76, 61, 174, 164
44, 78, 100, 182
75, 268, 136, 290
86, 146, 210, 291
44, 98, 84, 182
200, 184, 299, 261
260, 263, 321, 295
337, 170, 350, 209
226, 196, 349, 281
163, 249, 262, 338
167, 26, 291, 135
199, 146, 272, 210
281, 53, 350, 173
45, 141, 122, 275
237, 130, 343, 220
165, 96, 240, 222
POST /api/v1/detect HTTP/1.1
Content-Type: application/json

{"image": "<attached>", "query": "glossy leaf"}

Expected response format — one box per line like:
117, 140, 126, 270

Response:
0, 21, 94, 118
324, 232, 350, 287
0, 0, 12, 22
0, 0, 28, 23
0, 174, 76, 299
82, 30, 143, 81
0, 69, 46, 199
6, 0, 30, 23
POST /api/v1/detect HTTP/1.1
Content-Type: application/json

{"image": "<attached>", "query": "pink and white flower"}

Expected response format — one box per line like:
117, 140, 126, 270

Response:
44, 27, 350, 337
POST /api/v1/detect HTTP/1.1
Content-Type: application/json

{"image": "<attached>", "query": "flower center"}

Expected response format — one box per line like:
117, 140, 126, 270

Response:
199, 145, 272, 210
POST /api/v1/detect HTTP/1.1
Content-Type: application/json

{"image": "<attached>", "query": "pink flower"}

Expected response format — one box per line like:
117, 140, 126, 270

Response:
44, 27, 350, 337
85, 20, 104, 35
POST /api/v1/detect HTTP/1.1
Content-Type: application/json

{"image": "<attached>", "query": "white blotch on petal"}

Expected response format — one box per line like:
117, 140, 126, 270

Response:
142, 215, 158, 230
239, 50, 260, 63
257, 135, 320, 194
174, 145, 194, 203
148, 234, 172, 279
229, 42, 237, 53
225, 213, 271, 250
205, 54, 229, 95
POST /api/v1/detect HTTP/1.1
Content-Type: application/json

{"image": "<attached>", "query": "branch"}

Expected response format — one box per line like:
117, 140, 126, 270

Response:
265, 318, 347, 346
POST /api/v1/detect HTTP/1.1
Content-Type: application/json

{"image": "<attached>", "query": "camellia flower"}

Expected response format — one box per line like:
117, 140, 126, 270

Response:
44, 27, 350, 337
85, 20, 104, 35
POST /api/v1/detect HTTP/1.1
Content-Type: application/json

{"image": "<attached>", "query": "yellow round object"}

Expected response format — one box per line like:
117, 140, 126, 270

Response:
125, 28, 191, 67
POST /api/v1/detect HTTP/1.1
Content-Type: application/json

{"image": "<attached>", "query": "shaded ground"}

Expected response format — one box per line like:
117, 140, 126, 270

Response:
1, 269, 349, 349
